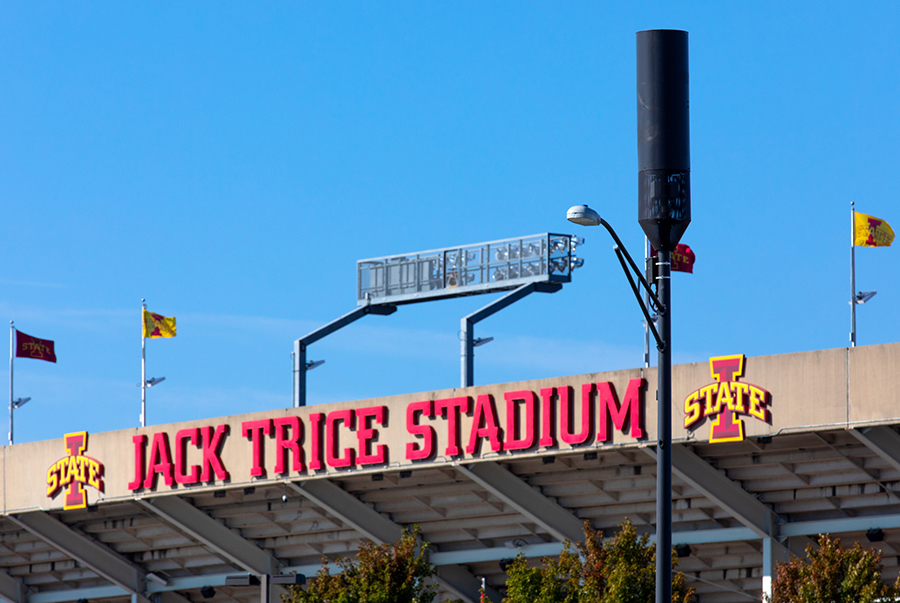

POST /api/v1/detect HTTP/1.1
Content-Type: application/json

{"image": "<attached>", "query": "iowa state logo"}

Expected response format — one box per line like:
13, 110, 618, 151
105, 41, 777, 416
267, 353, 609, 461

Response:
684, 355, 770, 443
46, 431, 105, 510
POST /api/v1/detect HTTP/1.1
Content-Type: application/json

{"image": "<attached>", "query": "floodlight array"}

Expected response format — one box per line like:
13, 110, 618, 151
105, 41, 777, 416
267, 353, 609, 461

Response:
357, 233, 583, 306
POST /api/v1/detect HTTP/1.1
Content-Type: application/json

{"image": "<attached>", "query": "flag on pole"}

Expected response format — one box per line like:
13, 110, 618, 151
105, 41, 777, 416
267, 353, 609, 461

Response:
651, 243, 695, 274
854, 211, 894, 247
142, 310, 177, 338
670, 243, 695, 273
15, 330, 56, 363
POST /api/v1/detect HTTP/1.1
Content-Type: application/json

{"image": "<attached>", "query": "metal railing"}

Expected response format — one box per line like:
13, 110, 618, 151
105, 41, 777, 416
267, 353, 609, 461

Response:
357, 233, 583, 306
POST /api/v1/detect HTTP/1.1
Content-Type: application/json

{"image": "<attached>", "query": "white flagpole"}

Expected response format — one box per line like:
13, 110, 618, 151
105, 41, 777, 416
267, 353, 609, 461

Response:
8, 322, 13, 445
141, 299, 147, 427
850, 202, 857, 347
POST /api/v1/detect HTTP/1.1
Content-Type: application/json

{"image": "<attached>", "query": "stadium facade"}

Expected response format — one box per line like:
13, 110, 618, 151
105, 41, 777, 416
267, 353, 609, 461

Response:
2, 342, 900, 603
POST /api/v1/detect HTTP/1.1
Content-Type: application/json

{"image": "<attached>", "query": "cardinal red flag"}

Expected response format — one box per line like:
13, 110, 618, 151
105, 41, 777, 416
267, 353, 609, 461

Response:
670, 243, 695, 273
650, 244, 695, 274
15, 330, 56, 363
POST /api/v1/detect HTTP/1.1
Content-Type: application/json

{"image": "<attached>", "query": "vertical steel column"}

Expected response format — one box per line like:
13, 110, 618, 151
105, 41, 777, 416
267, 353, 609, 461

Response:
762, 537, 775, 599
460, 282, 561, 388
293, 304, 396, 407
292, 340, 306, 408
655, 250, 672, 603
461, 319, 474, 388
260, 573, 270, 603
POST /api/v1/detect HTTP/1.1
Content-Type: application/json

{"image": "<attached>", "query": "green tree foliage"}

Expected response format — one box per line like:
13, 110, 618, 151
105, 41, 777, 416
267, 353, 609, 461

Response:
501, 519, 694, 603
282, 527, 436, 603
768, 534, 900, 603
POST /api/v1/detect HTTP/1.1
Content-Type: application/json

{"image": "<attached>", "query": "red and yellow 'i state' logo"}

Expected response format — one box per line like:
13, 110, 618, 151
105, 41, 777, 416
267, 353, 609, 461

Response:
683, 355, 770, 443
46, 432, 105, 510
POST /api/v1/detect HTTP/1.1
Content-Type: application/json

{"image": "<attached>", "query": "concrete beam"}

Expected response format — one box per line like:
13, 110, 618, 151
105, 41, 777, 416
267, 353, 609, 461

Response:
780, 512, 900, 537
288, 479, 499, 603
8, 512, 150, 603
0, 569, 24, 603
647, 445, 780, 540
153, 593, 194, 603
137, 496, 280, 575
456, 461, 584, 543
288, 480, 402, 544
851, 426, 900, 474
32, 511, 900, 603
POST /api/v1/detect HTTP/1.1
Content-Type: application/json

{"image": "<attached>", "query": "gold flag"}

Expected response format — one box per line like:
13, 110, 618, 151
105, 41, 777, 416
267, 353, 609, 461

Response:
854, 211, 894, 247
142, 309, 176, 338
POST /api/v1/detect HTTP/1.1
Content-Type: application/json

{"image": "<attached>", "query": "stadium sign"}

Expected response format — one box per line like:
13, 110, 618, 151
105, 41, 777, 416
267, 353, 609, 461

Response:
46, 431, 105, 510
683, 354, 771, 443
127, 377, 646, 492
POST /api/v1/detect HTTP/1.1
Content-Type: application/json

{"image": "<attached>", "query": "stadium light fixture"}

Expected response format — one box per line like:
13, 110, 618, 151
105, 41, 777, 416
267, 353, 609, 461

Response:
298, 233, 583, 404
9, 396, 31, 445
357, 233, 582, 306
855, 290, 877, 304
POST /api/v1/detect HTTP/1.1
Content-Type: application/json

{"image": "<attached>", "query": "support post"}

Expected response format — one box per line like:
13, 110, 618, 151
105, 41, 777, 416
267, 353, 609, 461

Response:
260, 573, 270, 603
762, 537, 791, 599
292, 340, 306, 409
762, 537, 775, 599
850, 202, 857, 347
9, 321, 13, 446
141, 299, 147, 427
460, 282, 561, 388
655, 250, 672, 603
293, 304, 396, 407
461, 317, 474, 388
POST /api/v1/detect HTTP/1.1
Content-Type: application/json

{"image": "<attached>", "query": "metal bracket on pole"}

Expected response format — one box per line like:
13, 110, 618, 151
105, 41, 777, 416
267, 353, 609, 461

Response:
293, 303, 397, 407
613, 245, 664, 351
461, 282, 561, 387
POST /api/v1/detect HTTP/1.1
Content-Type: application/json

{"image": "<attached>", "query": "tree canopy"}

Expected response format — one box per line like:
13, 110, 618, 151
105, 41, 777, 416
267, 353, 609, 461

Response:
768, 533, 900, 603
281, 527, 436, 603
500, 519, 694, 603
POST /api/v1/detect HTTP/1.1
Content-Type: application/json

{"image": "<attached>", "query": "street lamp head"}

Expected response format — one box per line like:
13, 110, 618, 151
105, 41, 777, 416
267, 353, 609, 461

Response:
856, 290, 877, 305
473, 337, 494, 347
566, 205, 601, 227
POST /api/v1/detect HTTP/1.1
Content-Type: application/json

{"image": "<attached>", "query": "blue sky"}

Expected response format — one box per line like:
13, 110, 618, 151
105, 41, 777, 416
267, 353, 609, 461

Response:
1, 2, 898, 444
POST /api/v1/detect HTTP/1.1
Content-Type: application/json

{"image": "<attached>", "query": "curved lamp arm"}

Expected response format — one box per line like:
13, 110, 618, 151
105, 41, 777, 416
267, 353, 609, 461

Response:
567, 204, 666, 351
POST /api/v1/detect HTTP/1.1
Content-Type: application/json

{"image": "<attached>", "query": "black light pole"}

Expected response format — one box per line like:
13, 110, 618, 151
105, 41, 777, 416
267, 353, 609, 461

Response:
637, 29, 691, 603
565, 30, 689, 603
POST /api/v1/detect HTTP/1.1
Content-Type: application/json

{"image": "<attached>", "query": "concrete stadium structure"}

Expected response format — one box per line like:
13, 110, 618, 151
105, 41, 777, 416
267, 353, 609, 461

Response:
2, 342, 900, 603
